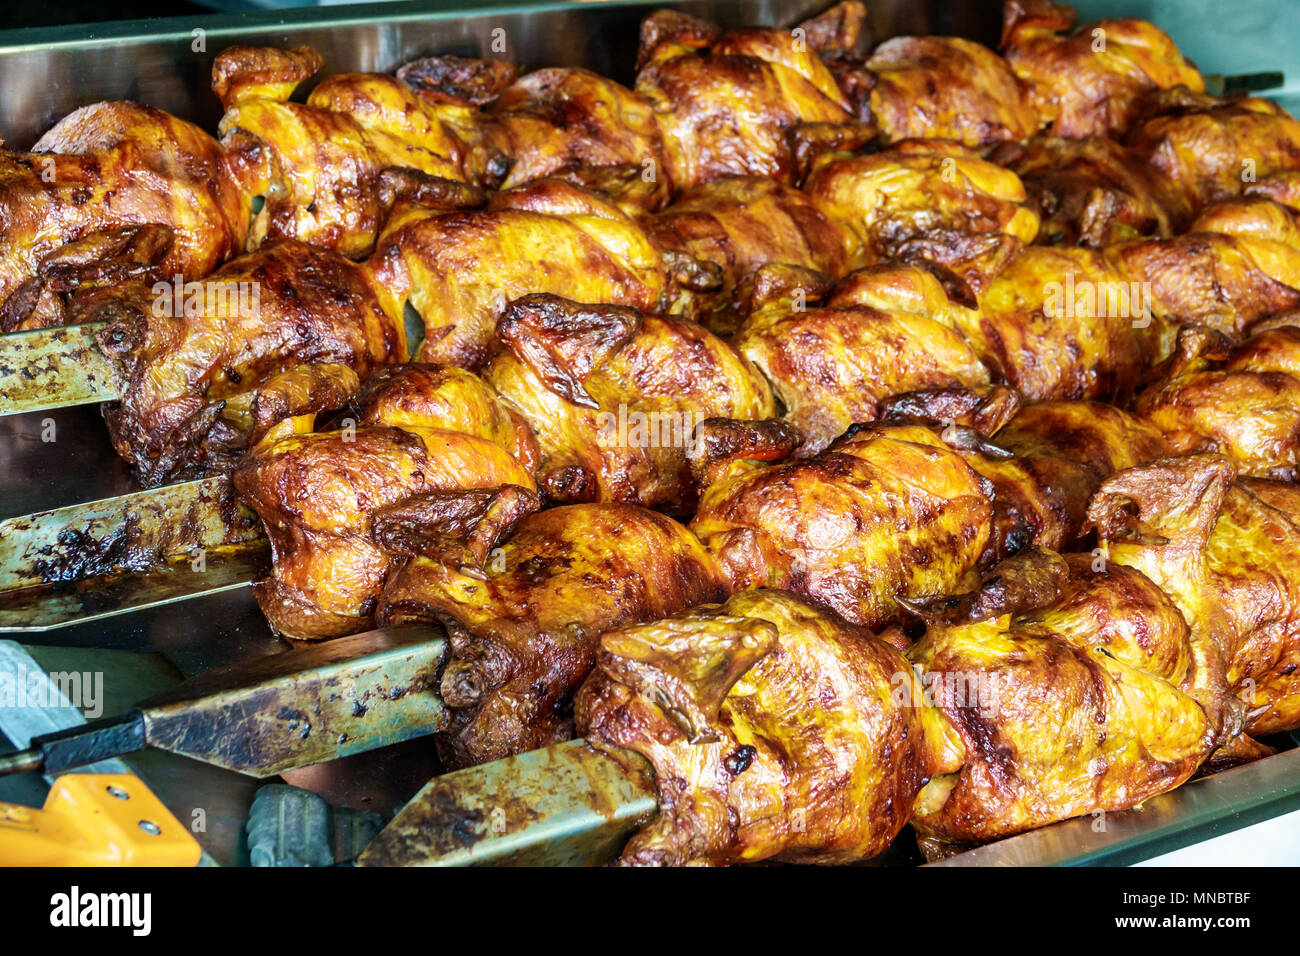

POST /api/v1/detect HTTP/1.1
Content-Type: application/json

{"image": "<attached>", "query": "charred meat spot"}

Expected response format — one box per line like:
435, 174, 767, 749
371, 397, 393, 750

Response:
724, 744, 756, 775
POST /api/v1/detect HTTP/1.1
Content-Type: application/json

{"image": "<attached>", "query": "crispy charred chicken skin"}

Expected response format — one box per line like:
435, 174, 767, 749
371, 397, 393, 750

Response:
213, 46, 507, 257
634, 7, 874, 191
805, 140, 1041, 299
1089, 455, 1300, 737
909, 547, 1239, 848
97, 238, 408, 486
690, 422, 994, 629
369, 179, 711, 370
1001, 0, 1204, 139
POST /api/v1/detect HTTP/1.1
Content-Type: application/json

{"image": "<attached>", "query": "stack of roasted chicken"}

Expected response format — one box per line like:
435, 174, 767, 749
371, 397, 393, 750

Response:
4, 0, 1300, 865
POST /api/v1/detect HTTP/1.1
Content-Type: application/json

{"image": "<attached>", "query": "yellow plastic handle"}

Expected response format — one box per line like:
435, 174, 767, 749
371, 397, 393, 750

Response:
0, 773, 201, 867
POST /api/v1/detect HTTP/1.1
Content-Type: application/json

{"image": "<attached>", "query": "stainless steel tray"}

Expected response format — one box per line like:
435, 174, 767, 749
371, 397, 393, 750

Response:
0, 0, 1295, 867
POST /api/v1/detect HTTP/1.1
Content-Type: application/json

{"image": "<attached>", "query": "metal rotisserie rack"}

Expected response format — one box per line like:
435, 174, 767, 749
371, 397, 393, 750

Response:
0, 0, 1298, 867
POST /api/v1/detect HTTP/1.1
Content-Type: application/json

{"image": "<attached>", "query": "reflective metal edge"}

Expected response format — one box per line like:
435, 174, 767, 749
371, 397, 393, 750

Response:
932, 748, 1300, 866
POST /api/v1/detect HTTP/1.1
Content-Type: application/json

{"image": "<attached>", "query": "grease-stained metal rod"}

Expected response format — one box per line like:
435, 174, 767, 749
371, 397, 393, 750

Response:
0, 322, 118, 417
0, 476, 268, 632
358, 739, 657, 867
0, 625, 447, 778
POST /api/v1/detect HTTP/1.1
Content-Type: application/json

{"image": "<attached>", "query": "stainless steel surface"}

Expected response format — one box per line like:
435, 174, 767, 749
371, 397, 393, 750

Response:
0, 323, 118, 418
138, 624, 448, 776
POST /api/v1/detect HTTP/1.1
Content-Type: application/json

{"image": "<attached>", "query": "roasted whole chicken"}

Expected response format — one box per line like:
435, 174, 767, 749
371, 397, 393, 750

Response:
1089, 455, 1300, 738
369, 178, 703, 370
1001, 0, 1204, 139
734, 265, 1002, 456
805, 140, 1040, 297
12, 0, 1300, 868
633, 7, 874, 191
97, 238, 408, 485
577, 589, 954, 866
0, 102, 247, 331
690, 422, 994, 629
1138, 321, 1300, 480
908, 546, 1239, 847
377, 489, 728, 768
213, 45, 508, 257
647, 175, 858, 332
484, 293, 778, 511
231, 364, 536, 640
989, 135, 1189, 246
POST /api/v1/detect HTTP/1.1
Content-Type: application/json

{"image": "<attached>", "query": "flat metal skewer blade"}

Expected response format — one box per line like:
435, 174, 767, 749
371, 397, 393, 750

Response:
357, 740, 658, 867
2, 626, 448, 777
136, 625, 449, 776
0, 476, 267, 631
0, 322, 118, 416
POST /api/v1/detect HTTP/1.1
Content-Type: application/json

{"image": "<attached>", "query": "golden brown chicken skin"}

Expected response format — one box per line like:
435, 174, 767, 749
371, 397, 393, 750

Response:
1107, 230, 1300, 340
970, 244, 1173, 400
865, 35, 1039, 146
355, 363, 540, 474
576, 589, 956, 866
647, 175, 858, 332
483, 294, 777, 513
369, 179, 691, 370
1001, 0, 1204, 139
232, 364, 536, 641
214, 46, 505, 258
634, 9, 873, 192
805, 141, 1040, 299
376, 491, 728, 768
909, 548, 1237, 847
1137, 323, 1300, 480
1127, 92, 1300, 216
0, 102, 247, 330
736, 265, 997, 457
989, 135, 1189, 246
691, 423, 993, 629
95, 238, 407, 486
490, 67, 673, 210
1089, 455, 1300, 737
